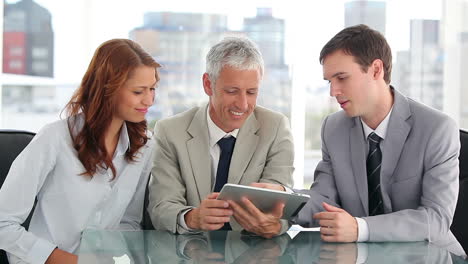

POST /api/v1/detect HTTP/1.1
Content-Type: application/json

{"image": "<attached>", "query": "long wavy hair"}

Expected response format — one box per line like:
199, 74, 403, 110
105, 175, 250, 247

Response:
64, 39, 160, 178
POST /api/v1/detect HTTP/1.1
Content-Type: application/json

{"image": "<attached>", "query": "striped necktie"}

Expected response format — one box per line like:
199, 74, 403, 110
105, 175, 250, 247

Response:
367, 132, 384, 216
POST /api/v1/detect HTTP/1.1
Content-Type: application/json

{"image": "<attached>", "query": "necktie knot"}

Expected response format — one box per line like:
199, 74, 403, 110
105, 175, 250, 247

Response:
368, 132, 382, 149
218, 136, 236, 154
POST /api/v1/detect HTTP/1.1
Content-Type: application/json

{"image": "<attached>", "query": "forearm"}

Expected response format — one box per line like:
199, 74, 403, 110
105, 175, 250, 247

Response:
0, 223, 57, 264
45, 248, 77, 264
364, 208, 432, 242
149, 197, 192, 233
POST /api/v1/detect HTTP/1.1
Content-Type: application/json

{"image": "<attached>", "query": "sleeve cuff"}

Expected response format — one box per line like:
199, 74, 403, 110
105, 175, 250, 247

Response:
26, 238, 57, 264
177, 208, 200, 234
278, 219, 291, 235
355, 217, 369, 242
283, 186, 293, 194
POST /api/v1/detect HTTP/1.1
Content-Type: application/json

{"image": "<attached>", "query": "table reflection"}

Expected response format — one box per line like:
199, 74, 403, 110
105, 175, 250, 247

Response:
78, 230, 467, 264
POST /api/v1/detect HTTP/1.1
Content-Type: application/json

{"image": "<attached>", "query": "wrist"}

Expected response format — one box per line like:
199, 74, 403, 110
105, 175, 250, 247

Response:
185, 208, 199, 230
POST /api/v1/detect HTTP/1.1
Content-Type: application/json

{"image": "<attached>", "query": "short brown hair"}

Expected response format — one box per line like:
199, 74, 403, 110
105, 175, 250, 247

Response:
319, 24, 392, 84
65, 39, 161, 178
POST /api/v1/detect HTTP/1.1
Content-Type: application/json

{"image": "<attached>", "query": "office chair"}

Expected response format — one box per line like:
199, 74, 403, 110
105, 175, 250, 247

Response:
0, 129, 35, 264
142, 175, 155, 230
452, 129, 468, 254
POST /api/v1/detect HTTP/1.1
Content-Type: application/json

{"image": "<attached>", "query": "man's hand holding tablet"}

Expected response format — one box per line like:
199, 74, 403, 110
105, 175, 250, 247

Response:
217, 183, 309, 238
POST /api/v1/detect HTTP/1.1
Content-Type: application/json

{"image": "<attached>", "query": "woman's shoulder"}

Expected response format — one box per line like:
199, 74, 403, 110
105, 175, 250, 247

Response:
35, 118, 70, 140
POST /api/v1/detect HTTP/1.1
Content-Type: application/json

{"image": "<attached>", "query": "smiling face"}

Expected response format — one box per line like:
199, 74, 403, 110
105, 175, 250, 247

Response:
114, 65, 157, 124
203, 65, 261, 133
323, 49, 381, 120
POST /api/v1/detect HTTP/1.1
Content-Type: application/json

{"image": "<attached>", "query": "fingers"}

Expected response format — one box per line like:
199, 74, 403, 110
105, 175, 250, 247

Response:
322, 202, 344, 212
228, 200, 249, 219
320, 225, 335, 236
313, 212, 335, 220
271, 202, 285, 219
195, 193, 234, 230
318, 219, 335, 228
206, 192, 220, 199
316, 208, 358, 243
240, 197, 263, 216
250, 182, 285, 191
228, 199, 259, 229
249, 182, 268, 188
228, 200, 252, 230
203, 198, 230, 209
197, 212, 229, 230
229, 197, 283, 221
202, 215, 231, 225
228, 198, 282, 238
203, 208, 233, 218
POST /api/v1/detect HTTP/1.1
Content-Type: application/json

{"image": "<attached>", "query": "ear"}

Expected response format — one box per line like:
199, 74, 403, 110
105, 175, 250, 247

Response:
371, 59, 384, 80
203, 73, 213, 96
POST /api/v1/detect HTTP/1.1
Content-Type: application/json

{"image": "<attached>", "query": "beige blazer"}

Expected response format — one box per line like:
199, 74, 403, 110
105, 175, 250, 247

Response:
148, 104, 294, 233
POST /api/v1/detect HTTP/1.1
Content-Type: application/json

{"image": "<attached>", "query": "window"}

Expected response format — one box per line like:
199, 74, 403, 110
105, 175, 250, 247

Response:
1, 0, 463, 187
8, 60, 22, 69
9, 46, 23, 56
31, 47, 48, 58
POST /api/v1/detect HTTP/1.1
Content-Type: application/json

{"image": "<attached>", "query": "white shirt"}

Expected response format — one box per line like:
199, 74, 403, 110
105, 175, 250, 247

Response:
178, 108, 238, 231
0, 114, 154, 264
206, 108, 239, 190
355, 107, 393, 242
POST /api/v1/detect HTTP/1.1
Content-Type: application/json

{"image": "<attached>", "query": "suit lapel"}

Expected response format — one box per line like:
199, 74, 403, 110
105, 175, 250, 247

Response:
380, 90, 412, 206
350, 118, 369, 214
229, 112, 260, 184
186, 105, 212, 201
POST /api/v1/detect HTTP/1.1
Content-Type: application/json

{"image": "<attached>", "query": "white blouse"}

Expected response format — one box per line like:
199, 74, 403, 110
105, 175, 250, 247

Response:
0, 115, 154, 264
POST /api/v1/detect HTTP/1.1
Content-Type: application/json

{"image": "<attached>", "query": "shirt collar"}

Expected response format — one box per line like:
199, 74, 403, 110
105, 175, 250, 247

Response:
206, 106, 239, 148
361, 106, 394, 141
114, 121, 130, 157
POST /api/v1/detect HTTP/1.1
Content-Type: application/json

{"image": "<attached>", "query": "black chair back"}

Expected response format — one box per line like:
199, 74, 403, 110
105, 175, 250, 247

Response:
452, 129, 468, 254
0, 129, 35, 264
142, 175, 155, 230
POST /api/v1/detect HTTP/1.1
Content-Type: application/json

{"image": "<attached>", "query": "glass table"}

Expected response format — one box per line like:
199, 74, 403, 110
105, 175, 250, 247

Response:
78, 230, 468, 263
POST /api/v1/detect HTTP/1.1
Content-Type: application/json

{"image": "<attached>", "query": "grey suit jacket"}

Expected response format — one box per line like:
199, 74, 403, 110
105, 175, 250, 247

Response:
148, 104, 294, 234
297, 88, 464, 255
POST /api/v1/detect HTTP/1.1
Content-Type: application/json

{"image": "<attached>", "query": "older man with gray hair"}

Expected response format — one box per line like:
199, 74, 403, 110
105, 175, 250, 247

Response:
148, 36, 294, 238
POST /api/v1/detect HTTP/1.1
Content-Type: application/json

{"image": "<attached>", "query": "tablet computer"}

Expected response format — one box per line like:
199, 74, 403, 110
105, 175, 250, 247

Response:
217, 183, 310, 220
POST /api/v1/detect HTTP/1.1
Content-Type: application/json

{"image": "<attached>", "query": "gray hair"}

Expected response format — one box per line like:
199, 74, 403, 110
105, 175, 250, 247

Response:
206, 37, 264, 83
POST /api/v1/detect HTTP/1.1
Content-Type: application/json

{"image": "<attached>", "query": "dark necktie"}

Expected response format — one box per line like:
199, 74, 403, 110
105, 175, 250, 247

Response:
214, 136, 236, 192
214, 136, 236, 230
367, 132, 384, 216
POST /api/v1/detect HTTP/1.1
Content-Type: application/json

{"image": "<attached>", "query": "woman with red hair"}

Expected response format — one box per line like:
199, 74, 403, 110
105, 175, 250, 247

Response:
0, 39, 160, 263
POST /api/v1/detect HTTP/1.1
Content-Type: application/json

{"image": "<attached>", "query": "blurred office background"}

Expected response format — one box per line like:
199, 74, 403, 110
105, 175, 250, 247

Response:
1, 0, 466, 188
